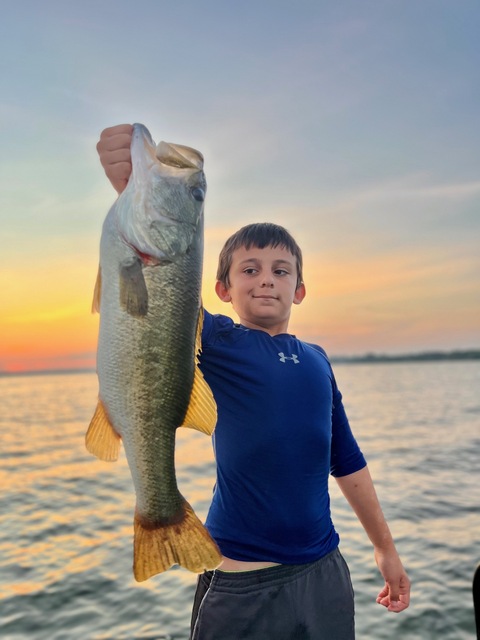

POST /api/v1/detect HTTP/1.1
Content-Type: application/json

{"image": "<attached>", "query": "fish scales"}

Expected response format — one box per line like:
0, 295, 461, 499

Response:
86, 123, 221, 580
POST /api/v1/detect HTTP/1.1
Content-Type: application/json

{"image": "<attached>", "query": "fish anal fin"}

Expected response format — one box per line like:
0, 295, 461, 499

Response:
133, 501, 222, 581
120, 258, 148, 317
92, 265, 102, 314
181, 366, 217, 435
85, 399, 121, 462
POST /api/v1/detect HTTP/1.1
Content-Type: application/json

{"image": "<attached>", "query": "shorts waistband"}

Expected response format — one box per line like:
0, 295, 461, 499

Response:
202, 547, 340, 594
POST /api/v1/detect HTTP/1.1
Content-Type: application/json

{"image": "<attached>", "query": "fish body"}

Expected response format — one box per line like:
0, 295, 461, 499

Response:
87, 123, 220, 580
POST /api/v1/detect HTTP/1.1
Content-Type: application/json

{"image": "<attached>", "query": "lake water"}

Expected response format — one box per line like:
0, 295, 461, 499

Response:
1, 362, 479, 639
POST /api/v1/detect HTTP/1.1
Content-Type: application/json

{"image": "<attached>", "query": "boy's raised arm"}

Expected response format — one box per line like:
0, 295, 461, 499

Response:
335, 465, 411, 613
96, 124, 133, 194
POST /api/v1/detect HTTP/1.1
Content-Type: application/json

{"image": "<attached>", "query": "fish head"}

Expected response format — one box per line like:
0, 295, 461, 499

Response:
116, 124, 207, 265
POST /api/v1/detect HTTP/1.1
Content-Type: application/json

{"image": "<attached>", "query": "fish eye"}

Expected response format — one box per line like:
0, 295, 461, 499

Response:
191, 187, 205, 202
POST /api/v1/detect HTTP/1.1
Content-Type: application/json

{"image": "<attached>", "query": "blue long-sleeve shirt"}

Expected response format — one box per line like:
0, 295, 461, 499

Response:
198, 311, 366, 563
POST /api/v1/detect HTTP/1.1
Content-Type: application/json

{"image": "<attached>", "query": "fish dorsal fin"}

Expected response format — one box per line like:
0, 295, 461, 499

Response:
92, 266, 102, 314
181, 308, 217, 435
85, 399, 121, 461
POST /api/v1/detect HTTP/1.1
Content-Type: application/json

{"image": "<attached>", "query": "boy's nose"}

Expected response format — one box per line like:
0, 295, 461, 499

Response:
261, 278, 274, 288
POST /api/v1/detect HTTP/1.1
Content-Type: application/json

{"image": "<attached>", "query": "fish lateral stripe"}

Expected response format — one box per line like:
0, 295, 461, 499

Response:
133, 501, 221, 581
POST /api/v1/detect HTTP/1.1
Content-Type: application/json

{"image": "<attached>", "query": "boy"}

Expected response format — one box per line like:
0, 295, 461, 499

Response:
97, 125, 410, 639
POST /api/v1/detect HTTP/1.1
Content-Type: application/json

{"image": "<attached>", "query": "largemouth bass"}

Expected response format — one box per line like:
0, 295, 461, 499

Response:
86, 123, 221, 581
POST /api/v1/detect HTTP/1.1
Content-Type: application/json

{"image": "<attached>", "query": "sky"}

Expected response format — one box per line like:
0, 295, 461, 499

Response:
1, 0, 479, 373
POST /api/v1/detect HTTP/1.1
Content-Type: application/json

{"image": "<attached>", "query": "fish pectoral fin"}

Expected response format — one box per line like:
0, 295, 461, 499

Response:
119, 258, 148, 317
181, 366, 217, 435
133, 501, 222, 581
85, 399, 121, 461
92, 265, 102, 314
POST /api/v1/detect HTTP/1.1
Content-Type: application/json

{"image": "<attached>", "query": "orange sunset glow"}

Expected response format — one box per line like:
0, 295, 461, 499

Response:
2, 220, 478, 375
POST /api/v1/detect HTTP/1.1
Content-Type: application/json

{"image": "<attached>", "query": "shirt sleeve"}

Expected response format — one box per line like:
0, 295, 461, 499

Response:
202, 308, 214, 345
201, 309, 236, 347
329, 373, 367, 477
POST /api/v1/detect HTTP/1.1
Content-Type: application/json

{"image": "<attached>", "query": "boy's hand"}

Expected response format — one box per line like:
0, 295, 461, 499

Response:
374, 548, 411, 613
334, 467, 410, 614
96, 124, 133, 194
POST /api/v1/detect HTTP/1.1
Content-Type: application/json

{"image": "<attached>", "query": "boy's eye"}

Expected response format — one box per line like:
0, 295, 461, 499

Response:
243, 268, 258, 275
274, 269, 289, 276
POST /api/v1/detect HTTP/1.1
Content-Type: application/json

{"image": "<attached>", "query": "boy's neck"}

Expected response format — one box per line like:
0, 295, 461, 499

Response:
237, 316, 291, 336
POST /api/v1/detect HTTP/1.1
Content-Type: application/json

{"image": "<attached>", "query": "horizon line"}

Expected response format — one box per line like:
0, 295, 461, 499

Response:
1, 348, 479, 377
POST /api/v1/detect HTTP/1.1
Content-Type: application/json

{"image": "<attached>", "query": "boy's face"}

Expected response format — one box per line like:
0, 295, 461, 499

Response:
215, 245, 306, 335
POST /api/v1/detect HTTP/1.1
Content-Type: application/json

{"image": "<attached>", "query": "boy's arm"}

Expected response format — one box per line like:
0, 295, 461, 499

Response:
96, 124, 133, 194
335, 465, 411, 613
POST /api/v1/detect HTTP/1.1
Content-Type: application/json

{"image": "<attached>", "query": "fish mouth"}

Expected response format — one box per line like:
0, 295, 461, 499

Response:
132, 123, 204, 172
156, 141, 204, 170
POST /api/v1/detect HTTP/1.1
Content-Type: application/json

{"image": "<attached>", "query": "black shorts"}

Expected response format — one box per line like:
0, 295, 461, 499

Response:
190, 547, 355, 640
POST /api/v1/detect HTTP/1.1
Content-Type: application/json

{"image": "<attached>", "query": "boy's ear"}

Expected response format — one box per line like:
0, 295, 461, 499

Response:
293, 282, 306, 305
215, 280, 232, 302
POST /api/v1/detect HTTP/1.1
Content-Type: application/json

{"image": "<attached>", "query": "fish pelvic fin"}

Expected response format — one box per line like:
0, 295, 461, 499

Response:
92, 265, 102, 313
133, 501, 222, 581
181, 308, 217, 435
85, 399, 121, 461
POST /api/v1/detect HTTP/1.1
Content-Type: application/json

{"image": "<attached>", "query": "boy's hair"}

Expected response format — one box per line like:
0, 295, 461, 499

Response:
216, 222, 303, 288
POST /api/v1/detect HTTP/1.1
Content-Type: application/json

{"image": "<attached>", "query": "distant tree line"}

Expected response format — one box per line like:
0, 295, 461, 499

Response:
331, 349, 480, 364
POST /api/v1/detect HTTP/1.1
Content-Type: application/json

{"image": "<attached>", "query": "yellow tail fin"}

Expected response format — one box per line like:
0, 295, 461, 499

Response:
133, 501, 222, 581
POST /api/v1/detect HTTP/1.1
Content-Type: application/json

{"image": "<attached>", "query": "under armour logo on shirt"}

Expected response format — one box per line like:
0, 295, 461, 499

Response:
278, 352, 300, 364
